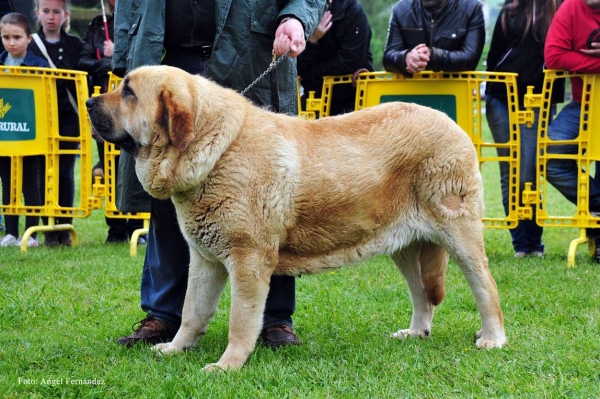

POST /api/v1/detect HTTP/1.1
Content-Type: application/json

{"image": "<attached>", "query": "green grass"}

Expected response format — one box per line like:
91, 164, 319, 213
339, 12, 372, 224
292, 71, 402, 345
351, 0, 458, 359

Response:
1, 127, 600, 398
0, 222, 599, 398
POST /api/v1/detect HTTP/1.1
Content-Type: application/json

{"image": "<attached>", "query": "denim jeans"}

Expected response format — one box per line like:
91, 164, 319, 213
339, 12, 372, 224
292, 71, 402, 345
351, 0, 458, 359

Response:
546, 101, 600, 212
486, 95, 544, 253
140, 48, 296, 330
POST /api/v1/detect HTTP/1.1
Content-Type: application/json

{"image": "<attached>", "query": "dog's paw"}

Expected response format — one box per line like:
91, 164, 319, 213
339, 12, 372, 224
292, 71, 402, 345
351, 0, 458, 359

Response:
152, 342, 183, 355
390, 328, 430, 340
474, 330, 507, 349
475, 336, 506, 349
202, 363, 227, 373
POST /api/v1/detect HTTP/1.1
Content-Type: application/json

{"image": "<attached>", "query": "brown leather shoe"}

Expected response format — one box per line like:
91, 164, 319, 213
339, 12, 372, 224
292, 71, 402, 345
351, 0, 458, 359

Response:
261, 324, 302, 349
117, 315, 177, 347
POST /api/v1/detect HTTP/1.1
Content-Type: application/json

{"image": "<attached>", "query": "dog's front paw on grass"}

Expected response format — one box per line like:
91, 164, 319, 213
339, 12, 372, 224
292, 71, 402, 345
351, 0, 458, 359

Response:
390, 328, 430, 340
152, 343, 184, 355
202, 363, 228, 373
474, 329, 507, 349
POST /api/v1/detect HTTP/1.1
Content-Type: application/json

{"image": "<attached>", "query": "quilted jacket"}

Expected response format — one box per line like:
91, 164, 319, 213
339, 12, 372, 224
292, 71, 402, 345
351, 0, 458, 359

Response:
383, 0, 485, 76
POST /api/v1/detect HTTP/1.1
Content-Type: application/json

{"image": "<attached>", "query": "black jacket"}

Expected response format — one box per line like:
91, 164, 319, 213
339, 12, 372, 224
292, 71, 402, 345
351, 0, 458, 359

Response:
383, 0, 485, 76
297, 0, 373, 115
486, 0, 564, 106
78, 13, 115, 93
28, 29, 83, 115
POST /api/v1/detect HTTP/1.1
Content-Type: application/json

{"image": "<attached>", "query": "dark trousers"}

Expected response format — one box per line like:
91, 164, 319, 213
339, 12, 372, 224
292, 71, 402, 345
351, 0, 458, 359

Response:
95, 141, 143, 239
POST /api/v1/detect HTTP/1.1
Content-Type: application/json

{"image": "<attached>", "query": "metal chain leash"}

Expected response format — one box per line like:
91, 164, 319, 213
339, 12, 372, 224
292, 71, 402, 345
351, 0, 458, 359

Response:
240, 48, 292, 96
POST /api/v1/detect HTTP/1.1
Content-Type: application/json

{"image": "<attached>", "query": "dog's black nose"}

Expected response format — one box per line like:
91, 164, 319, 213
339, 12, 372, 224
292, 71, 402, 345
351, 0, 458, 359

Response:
86, 97, 97, 110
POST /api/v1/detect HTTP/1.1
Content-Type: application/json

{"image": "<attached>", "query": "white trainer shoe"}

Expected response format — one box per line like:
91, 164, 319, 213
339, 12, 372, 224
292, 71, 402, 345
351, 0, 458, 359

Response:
17, 237, 40, 248
0, 234, 19, 247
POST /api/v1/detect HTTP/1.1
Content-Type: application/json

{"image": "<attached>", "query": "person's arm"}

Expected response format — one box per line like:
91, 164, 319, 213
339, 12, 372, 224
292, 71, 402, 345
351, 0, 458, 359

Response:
382, 6, 412, 76
111, 0, 132, 77
485, 9, 509, 72
545, 3, 600, 73
274, 0, 326, 57
428, 2, 485, 72
300, 4, 372, 78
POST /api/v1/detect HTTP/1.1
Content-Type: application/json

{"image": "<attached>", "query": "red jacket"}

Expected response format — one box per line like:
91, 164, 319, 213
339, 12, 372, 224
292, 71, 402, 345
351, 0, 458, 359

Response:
545, 0, 600, 103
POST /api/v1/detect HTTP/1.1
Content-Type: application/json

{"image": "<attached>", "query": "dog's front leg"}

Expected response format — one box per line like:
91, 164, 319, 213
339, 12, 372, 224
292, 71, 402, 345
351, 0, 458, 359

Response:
203, 247, 276, 371
153, 251, 228, 355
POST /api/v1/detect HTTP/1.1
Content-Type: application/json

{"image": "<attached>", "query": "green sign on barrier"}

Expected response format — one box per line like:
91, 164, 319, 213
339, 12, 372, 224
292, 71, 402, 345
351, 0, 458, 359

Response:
380, 94, 457, 122
0, 88, 36, 141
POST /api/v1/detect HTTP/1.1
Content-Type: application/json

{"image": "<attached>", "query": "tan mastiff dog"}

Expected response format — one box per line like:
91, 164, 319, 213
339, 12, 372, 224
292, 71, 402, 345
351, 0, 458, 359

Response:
86, 65, 506, 371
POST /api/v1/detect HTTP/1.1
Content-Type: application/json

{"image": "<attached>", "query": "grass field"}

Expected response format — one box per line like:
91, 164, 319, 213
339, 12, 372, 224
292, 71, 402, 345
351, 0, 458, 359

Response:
1, 123, 599, 398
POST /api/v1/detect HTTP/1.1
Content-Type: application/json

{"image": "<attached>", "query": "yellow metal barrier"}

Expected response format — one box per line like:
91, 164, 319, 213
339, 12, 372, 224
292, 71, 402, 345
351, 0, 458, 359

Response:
0, 66, 97, 251
317, 70, 600, 267
531, 71, 600, 267
92, 72, 149, 256
303, 71, 532, 229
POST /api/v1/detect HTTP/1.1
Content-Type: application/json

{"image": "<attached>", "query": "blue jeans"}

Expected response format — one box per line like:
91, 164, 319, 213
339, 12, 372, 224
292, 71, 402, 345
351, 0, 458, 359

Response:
486, 96, 544, 254
140, 48, 296, 331
546, 101, 600, 212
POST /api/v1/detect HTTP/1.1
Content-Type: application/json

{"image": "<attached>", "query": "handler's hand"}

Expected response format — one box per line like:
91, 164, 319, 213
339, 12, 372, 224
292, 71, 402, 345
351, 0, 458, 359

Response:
581, 42, 600, 57
274, 18, 306, 58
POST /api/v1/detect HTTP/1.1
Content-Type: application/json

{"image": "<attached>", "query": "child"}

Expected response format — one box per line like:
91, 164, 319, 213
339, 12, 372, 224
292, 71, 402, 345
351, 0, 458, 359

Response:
0, 12, 49, 247
29, 0, 83, 246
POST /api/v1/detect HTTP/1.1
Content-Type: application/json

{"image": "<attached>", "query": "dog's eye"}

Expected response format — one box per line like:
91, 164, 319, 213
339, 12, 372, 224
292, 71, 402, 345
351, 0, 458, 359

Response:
122, 84, 136, 99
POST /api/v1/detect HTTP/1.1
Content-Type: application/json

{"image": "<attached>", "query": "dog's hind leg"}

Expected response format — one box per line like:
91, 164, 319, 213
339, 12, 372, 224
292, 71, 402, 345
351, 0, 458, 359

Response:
204, 247, 277, 371
390, 241, 447, 340
440, 222, 507, 349
153, 250, 228, 355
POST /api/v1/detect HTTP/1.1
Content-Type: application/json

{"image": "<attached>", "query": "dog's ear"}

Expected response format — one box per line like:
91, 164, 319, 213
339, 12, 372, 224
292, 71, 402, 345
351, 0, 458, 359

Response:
160, 90, 195, 152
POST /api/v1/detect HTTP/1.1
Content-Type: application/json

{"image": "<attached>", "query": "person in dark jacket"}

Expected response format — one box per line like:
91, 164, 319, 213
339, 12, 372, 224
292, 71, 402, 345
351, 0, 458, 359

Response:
78, 0, 144, 244
29, 0, 83, 246
0, 12, 48, 248
383, 0, 485, 76
78, 0, 113, 94
113, 0, 324, 349
485, 0, 563, 259
297, 0, 373, 116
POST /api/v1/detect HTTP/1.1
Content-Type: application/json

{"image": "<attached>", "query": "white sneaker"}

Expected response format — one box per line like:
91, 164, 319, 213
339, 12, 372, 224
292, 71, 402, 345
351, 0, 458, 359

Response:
0, 234, 19, 247
17, 237, 40, 248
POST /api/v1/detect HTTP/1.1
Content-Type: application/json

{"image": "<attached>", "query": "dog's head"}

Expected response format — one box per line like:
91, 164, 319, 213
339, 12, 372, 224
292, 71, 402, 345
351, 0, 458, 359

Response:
86, 65, 201, 198
87, 65, 196, 157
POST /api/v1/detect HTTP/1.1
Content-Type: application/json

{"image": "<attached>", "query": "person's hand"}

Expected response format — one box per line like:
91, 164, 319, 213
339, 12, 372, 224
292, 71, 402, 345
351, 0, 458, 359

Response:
308, 11, 332, 44
581, 42, 600, 57
274, 17, 306, 58
103, 39, 114, 58
405, 43, 430, 74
